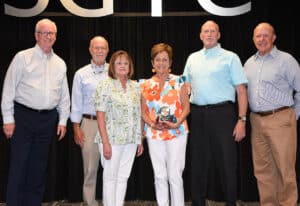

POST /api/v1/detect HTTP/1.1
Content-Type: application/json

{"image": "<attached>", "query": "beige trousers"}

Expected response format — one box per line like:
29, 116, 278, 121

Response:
81, 118, 100, 206
250, 108, 298, 206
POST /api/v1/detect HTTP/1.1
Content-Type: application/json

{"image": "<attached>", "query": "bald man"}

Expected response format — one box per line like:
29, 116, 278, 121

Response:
183, 20, 248, 206
71, 36, 109, 206
244, 22, 300, 206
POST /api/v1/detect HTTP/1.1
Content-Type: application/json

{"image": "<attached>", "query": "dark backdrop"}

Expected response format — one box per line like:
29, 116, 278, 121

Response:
0, 0, 299, 203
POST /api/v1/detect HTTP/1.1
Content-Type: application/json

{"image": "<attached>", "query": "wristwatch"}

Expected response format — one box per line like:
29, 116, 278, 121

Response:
238, 116, 247, 122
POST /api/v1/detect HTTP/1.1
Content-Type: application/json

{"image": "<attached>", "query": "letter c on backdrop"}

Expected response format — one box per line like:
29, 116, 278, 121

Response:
198, 0, 251, 16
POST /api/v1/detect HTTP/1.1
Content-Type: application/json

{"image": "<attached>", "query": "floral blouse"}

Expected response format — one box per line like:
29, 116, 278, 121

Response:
140, 74, 189, 141
94, 77, 141, 145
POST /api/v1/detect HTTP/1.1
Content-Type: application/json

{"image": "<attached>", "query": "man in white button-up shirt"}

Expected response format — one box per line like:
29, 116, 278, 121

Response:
1, 18, 70, 206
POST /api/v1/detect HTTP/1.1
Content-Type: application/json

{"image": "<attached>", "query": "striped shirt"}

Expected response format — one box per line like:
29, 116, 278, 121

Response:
244, 46, 300, 118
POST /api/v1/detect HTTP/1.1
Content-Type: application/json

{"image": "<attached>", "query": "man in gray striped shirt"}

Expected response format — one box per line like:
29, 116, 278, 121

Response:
244, 22, 300, 206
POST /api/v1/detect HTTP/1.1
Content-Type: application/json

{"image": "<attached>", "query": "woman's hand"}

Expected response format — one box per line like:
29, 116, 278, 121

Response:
160, 121, 179, 129
103, 142, 112, 160
151, 121, 165, 130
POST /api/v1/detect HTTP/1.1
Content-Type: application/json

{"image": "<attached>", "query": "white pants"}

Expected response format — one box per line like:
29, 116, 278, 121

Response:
147, 135, 187, 206
81, 118, 100, 206
99, 143, 137, 206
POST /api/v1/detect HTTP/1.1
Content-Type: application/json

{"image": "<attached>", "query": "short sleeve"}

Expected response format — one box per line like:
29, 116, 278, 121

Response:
179, 75, 187, 87
230, 53, 248, 85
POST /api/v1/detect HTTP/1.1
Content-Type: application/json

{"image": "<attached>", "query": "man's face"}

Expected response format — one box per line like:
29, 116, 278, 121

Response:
35, 22, 57, 53
89, 38, 109, 65
253, 24, 276, 56
200, 21, 220, 49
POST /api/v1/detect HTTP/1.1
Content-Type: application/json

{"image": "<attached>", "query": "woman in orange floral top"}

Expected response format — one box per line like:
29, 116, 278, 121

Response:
140, 43, 190, 206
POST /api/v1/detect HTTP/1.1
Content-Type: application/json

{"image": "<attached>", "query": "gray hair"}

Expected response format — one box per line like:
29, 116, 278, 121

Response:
35, 18, 57, 33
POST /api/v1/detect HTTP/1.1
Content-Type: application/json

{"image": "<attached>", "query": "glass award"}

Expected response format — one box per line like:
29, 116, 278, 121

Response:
158, 106, 171, 122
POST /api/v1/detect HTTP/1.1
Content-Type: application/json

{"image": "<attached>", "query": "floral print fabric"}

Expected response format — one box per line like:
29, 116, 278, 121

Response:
94, 78, 141, 144
140, 74, 189, 141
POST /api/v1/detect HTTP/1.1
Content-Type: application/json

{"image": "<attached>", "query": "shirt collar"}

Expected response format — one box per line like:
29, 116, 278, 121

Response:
254, 45, 278, 60
203, 43, 221, 55
35, 44, 54, 59
91, 60, 106, 73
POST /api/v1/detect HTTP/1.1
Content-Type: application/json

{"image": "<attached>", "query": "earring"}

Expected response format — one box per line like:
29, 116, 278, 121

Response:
168, 68, 171, 73
152, 68, 156, 73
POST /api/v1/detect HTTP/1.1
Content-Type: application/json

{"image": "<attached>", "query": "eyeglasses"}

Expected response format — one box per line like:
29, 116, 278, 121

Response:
37, 31, 57, 37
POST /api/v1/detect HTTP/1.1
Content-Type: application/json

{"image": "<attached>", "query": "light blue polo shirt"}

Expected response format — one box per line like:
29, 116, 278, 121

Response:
183, 44, 247, 105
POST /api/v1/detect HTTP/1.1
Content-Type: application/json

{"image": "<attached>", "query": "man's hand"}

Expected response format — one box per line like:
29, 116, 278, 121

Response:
233, 121, 246, 142
57, 125, 67, 141
3, 123, 15, 139
73, 124, 85, 147
136, 144, 144, 157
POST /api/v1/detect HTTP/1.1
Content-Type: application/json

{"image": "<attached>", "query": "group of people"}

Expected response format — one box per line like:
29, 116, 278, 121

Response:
1, 18, 299, 206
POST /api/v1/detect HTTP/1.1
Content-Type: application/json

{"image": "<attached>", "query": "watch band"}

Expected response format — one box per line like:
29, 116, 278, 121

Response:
238, 116, 246, 122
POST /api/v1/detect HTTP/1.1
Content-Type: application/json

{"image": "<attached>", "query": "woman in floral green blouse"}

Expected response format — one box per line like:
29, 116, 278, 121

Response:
94, 50, 144, 206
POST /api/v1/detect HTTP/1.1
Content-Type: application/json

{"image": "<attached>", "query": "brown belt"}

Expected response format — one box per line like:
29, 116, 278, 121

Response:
254, 106, 290, 116
83, 114, 97, 120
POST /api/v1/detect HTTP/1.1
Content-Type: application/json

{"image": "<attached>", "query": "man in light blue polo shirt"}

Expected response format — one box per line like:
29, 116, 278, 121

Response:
183, 20, 248, 206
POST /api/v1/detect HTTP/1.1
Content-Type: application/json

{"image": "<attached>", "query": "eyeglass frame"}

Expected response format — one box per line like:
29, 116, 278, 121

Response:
36, 31, 57, 37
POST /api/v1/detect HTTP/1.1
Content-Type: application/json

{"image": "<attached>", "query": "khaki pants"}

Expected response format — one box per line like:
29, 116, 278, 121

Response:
81, 118, 100, 206
250, 108, 298, 206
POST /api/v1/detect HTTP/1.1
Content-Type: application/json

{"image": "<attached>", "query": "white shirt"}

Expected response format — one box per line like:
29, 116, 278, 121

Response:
1, 44, 70, 125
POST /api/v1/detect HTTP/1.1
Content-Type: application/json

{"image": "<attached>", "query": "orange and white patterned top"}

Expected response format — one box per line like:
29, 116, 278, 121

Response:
140, 74, 189, 141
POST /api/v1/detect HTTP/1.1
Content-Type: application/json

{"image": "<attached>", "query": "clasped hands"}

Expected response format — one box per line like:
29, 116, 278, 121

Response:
151, 120, 179, 130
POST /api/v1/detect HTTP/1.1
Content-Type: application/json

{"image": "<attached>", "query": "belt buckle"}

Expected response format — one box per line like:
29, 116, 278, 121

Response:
204, 105, 210, 109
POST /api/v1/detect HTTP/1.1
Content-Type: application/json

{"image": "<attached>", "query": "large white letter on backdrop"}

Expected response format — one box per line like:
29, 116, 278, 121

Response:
4, 0, 113, 17
4, 0, 48, 17
151, 0, 162, 17
60, 0, 113, 17
198, 0, 251, 16
150, 0, 251, 17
